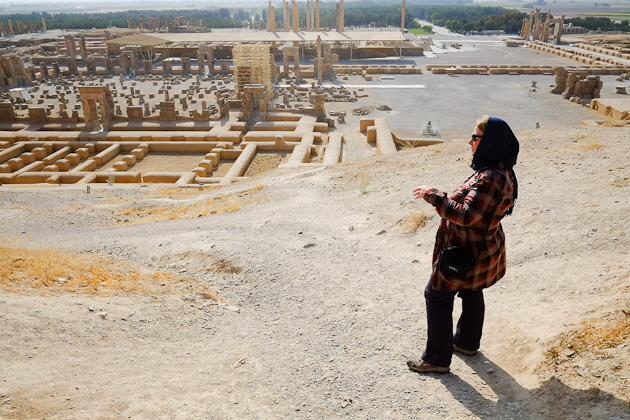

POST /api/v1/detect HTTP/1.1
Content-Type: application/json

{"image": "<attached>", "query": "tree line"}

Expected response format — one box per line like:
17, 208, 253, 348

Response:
1, 4, 629, 34
564, 16, 630, 32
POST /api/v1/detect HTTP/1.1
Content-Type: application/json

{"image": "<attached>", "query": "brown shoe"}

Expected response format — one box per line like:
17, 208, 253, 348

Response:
407, 359, 450, 373
453, 344, 477, 356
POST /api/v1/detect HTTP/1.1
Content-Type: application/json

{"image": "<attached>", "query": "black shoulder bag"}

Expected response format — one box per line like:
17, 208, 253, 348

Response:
438, 200, 500, 279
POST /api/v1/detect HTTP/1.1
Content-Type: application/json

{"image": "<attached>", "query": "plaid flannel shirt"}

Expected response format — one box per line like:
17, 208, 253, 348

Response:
422, 163, 515, 291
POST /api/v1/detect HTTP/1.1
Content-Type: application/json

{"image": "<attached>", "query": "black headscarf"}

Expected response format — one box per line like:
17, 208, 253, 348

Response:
471, 117, 519, 215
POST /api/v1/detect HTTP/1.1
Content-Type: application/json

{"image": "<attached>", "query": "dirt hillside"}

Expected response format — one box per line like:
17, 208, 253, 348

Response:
1, 124, 629, 419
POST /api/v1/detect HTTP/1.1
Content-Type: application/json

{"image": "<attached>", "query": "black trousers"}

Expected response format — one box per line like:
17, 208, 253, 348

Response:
421, 281, 485, 367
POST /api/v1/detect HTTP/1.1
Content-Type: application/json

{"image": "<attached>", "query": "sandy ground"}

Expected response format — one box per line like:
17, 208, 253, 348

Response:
1, 123, 630, 419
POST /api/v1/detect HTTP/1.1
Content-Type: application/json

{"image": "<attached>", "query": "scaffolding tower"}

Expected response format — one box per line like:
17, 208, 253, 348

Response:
233, 44, 273, 96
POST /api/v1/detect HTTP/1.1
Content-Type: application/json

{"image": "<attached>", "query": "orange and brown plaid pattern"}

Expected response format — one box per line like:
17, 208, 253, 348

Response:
422, 163, 515, 291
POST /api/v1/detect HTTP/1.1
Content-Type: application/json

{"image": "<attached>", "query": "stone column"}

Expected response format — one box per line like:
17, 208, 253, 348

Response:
197, 49, 205, 75
208, 47, 215, 75
121, 54, 130, 74
41, 17, 47, 32
65, 35, 77, 58
260, 91, 269, 122
555, 16, 565, 44
268, 1, 276, 32
144, 60, 153, 74
283, 0, 290, 31
270, 53, 278, 83
306, 0, 311, 31
86, 57, 96, 75
292, 0, 299, 32
401, 0, 406, 33
218, 96, 229, 118
162, 60, 172, 75
79, 35, 88, 59
316, 0, 320, 32
241, 90, 253, 126
127, 15, 132, 29
40, 63, 49, 78
341, 0, 345, 32
7, 20, 14, 36
26, 67, 36, 84
315, 36, 322, 84
130, 49, 139, 73
313, 93, 326, 122
182, 57, 191, 75
293, 43, 301, 81
59, 92, 67, 113
283, 49, 290, 79
51, 62, 60, 78
9, 56, 27, 86
106, 59, 115, 75
220, 59, 230, 75
542, 11, 552, 42
100, 88, 114, 128
67, 57, 78, 74
81, 98, 99, 131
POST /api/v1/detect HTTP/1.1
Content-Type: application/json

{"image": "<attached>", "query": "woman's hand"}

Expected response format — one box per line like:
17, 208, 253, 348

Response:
413, 185, 433, 200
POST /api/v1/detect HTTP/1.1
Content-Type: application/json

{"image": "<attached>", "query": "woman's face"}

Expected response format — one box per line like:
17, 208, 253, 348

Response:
469, 126, 483, 156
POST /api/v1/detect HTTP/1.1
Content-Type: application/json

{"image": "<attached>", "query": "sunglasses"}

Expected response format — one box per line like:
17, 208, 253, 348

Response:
471, 135, 483, 142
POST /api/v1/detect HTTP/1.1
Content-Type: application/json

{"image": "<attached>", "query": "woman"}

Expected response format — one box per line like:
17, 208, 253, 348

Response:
408, 116, 519, 373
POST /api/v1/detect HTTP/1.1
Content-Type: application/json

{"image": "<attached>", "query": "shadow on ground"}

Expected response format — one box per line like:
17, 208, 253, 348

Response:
442, 353, 628, 420
411, 352, 629, 419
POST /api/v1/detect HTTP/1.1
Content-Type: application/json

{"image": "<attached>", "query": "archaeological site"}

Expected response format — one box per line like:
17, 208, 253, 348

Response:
1, 1, 630, 419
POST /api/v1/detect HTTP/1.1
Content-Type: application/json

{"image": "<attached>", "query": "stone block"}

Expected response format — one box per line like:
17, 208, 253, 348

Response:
20, 152, 35, 165
43, 165, 59, 172
66, 153, 80, 165
204, 153, 218, 166
193, 167, 207, 177
54, 159, 70, 171
131, 149, 145, 160
198, 159, 213, 170
122, 155, 137, 166
0, 164, 10, 173
138, 143, 149, 154
7, 158, 24, 171
113, 161, 128, 171
32, 147, 47, 160
76, 148, 90, 159
85, 143, 95, 154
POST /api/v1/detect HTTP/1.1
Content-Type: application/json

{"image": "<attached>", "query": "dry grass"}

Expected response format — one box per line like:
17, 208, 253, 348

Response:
214, 258, 242, 274
397, 140, 424, 150
402, 209, 432, 233
112, 185, 264, 226
546, 310, 630, 362
150, 185, 218, 199
576, 141, 606, 151
571, 132, 589, 141
0, 238, 218, 298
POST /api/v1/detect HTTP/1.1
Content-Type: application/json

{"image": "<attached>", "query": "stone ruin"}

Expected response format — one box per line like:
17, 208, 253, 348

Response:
550, 66, 602, 104
0, 26, 432, 188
